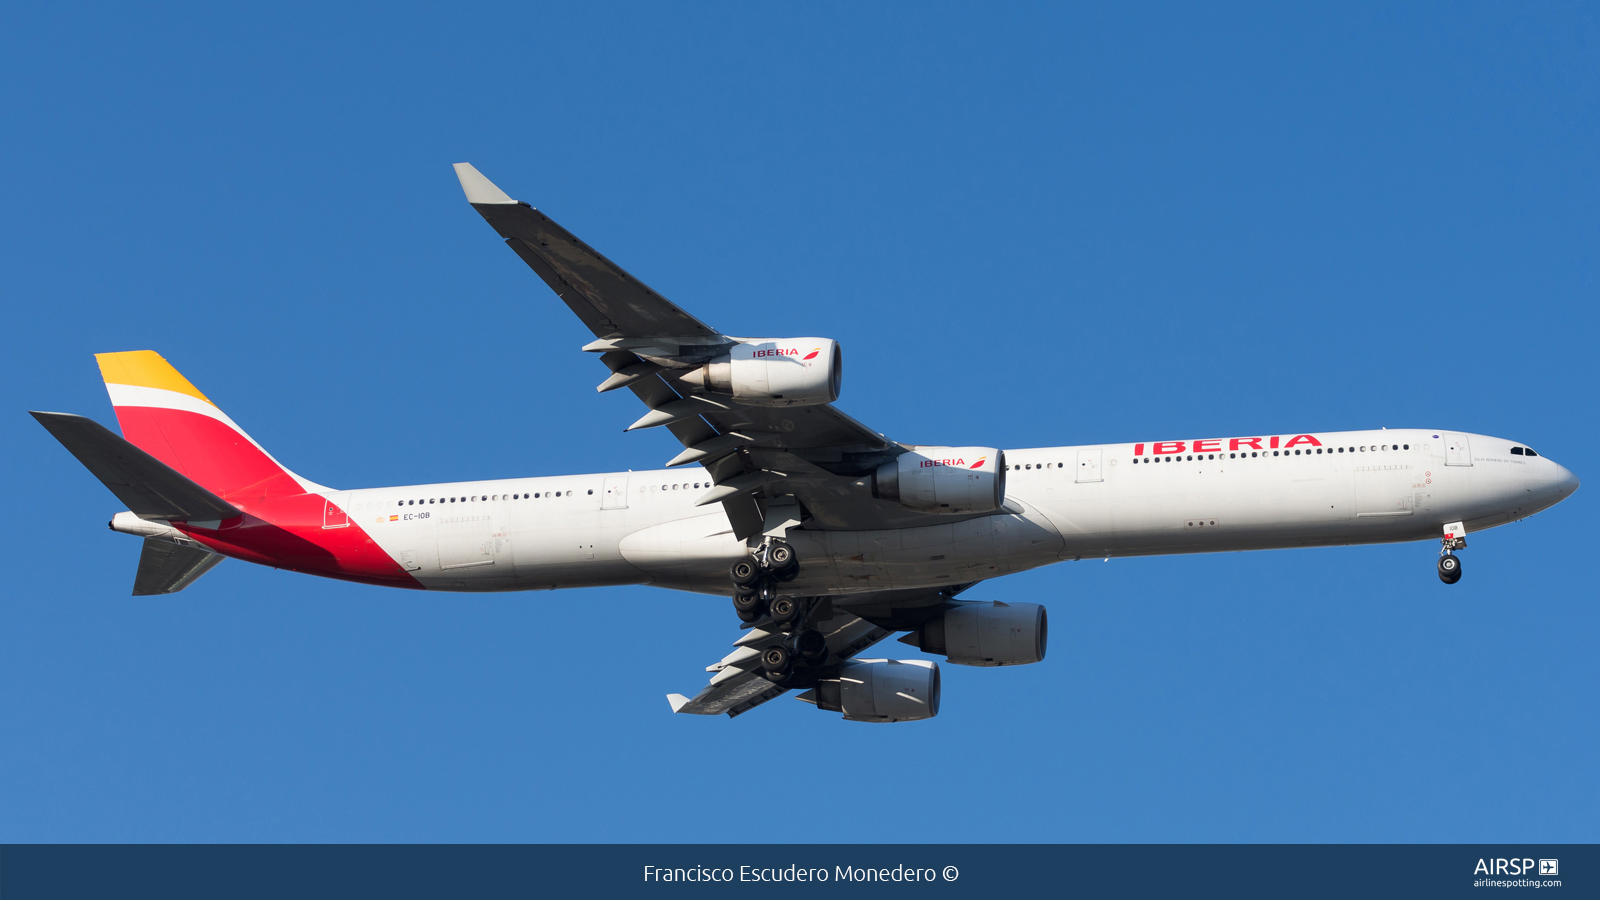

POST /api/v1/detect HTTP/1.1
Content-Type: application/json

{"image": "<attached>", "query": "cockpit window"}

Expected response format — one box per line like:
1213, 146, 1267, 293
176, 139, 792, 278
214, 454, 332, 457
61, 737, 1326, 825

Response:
1511, 447, 1524, 455
1511, 446, 1539, 457
1526, 447, 1538, 457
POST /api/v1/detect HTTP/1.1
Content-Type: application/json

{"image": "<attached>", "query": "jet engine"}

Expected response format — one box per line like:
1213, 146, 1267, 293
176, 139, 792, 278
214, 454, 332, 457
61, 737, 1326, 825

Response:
806, 659, 941, 722
677, 338, 842, 407
872, 447, 1006, 514
899, 601, 1047, 667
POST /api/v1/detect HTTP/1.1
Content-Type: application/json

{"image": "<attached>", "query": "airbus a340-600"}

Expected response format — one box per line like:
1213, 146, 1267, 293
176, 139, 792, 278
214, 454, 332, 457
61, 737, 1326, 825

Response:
33, 165, 1580, 722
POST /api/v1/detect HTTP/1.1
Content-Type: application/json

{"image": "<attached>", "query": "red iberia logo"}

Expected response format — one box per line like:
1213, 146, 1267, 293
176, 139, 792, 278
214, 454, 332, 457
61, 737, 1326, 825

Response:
969, 457, 987, 469
753, 346, 824, 360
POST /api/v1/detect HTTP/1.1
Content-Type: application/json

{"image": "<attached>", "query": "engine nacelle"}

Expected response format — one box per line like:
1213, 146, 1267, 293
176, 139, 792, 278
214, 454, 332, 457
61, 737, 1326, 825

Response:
810, 659, 940, 722
901, 601, 1047, 667
872, 447, 1006, 514
677, 338, 841, 407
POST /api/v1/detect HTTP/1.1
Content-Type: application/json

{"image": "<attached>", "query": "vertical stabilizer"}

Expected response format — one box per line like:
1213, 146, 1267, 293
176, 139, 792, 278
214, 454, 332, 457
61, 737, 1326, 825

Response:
95, 351, 326, 501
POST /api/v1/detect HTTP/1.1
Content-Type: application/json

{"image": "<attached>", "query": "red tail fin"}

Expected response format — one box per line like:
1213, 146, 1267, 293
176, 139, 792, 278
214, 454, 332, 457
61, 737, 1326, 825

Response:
95, 351, 323, 503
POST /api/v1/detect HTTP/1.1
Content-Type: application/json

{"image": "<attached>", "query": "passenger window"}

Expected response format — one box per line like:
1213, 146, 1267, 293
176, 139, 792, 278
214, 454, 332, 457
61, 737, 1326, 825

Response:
1403, 444, 1409, 450
588, 489, 594, 495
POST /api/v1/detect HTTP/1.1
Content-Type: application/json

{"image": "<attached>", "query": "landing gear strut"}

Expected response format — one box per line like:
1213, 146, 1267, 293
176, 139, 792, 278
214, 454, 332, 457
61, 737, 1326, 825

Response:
1438, 521, 1466, 585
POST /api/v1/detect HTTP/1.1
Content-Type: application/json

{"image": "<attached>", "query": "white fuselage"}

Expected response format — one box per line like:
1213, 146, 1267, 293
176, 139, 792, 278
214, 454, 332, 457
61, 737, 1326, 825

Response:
335, 429, 1575, 594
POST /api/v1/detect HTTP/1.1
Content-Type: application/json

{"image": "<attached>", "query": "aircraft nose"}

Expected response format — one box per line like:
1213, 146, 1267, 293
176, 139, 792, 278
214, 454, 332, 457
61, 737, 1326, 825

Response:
1554, 463, 1580, 496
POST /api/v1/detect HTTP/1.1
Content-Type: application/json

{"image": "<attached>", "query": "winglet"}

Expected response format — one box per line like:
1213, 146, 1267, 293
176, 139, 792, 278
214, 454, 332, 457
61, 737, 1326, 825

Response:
452, 163, 516, 205
666, 693, 692, 713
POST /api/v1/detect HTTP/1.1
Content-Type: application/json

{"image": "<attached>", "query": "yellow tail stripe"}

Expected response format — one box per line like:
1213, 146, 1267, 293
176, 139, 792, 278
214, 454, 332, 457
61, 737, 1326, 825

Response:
95, 351, 215, 406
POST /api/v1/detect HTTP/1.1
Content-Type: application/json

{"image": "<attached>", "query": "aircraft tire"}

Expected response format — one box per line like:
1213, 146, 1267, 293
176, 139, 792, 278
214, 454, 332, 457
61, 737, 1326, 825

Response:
733, 591, 765, 618
797, 629, 828, 662
1438, 555, 1461, 584
761, 645, 792, 679
769, 597, 800, 626
730, 559, 761, 586
767, 542, 795, 569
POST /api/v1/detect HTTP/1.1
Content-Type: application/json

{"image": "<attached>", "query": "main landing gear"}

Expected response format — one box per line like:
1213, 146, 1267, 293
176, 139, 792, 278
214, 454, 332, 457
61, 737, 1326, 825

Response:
729, 539, 800, 623
1438, 521, 1466, 585
727, 540, 826, 685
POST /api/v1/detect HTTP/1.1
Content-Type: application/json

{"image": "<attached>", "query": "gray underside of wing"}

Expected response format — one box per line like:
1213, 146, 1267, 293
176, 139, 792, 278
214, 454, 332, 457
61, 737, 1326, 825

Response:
133, 538, 226, 595
669, 612, 894, 718
467, 199, 718, 340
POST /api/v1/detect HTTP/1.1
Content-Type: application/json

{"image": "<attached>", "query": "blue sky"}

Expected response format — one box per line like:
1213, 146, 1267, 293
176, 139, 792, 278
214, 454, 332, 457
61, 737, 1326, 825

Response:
2, 3, 1595, 842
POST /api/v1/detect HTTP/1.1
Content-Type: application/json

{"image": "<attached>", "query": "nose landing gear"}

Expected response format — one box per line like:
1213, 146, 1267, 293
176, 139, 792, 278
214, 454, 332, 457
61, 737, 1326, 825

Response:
1437, 553, 1461, 584
1438, 521, 1466, 585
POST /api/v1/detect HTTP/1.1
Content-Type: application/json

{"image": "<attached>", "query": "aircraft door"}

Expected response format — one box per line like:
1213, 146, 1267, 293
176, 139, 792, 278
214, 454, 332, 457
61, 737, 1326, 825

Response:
1076, 449, 1102, 483
601, 475, 629, 510
1355, 468, 1415, 517
438, 510, 496, 569
322, 492, 349, 529
1445, 433, 1472, 466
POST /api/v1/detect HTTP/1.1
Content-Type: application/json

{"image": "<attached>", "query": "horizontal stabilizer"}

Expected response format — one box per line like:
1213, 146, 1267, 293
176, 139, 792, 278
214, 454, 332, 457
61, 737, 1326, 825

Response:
31, 411, 242, 521
134, 537, 225, 595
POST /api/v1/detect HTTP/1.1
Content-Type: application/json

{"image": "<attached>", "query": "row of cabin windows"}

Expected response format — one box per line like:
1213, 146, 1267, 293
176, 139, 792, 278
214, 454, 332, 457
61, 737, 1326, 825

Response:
647, 483, 709, 491
1511, 446, 1540, 456
394, 490, 592, 506
1013, 463, 1065, 470
1135, 443, 1411, 463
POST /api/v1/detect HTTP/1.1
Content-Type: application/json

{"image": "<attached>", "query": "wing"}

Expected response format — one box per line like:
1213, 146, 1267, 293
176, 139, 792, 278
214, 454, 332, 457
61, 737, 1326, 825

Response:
667, 606, 896, 718
133, 537, 226, 595
454, 164, 959, 538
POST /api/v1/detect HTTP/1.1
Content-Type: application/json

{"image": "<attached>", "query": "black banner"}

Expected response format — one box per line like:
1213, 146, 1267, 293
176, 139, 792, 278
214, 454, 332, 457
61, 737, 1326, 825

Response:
1, 844, 1592, 898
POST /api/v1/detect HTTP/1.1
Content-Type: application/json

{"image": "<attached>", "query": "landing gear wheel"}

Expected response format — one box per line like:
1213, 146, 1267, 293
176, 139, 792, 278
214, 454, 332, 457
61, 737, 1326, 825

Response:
733, 591, 766, 621
767, 542, 795, 569
773, 559, 800, 583
1438, 554, 1461, 584
769, 597, 800, 626
730, 559, 761, 587
796, 629, 828, 662
761, 645, 793, 682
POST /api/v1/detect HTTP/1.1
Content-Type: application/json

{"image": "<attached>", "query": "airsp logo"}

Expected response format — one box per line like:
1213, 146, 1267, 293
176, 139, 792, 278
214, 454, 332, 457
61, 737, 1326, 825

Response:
1473, 858, 1554, 876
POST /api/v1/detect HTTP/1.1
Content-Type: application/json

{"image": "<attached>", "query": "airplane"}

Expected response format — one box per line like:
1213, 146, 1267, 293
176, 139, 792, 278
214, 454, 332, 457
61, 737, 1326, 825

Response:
32, 164, 1580, 723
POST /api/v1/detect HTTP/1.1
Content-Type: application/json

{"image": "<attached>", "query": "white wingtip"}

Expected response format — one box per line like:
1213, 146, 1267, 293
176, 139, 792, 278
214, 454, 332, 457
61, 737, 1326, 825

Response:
452, 162, 516, 204
666, 693, 692, 713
